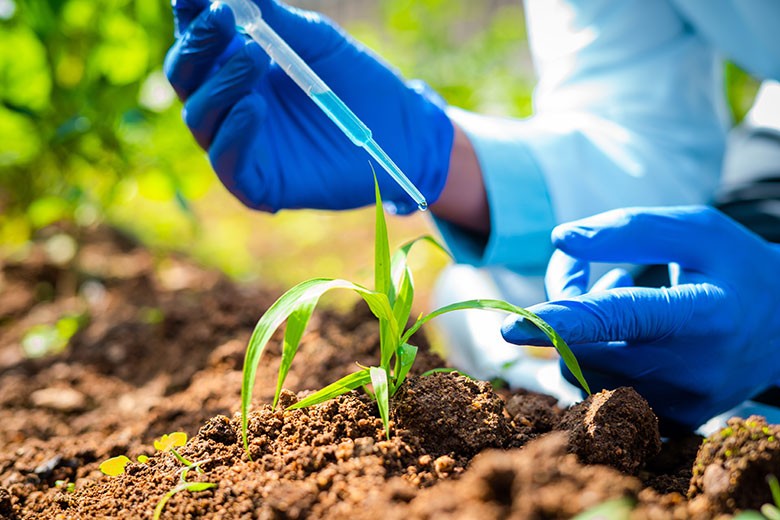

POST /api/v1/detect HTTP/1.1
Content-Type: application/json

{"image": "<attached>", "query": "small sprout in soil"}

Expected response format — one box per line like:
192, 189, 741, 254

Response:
54, 480, 75, 493
154, 481, 216, 520
153, 460, 215, 520
137, 455, 149, 464
154, 431, 198, 469
99, 455, 131, 476
240, 176, 590, 452
21, 313, 87, 358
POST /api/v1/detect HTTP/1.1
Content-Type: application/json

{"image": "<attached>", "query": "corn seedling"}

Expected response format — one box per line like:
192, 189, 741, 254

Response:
54, 480, 76, 493
240, 177, 590, 451
99, 432, 215, 519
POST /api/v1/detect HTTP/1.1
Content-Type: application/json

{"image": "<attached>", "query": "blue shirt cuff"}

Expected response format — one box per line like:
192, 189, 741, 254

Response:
432, 108, 555, 276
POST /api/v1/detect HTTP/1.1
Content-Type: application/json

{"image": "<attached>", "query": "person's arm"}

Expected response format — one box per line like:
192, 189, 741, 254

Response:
431, 0, 733, 274
430, 124, 489, 234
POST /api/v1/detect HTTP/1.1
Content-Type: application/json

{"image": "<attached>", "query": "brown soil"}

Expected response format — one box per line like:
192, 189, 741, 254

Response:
1, 226, 778, 519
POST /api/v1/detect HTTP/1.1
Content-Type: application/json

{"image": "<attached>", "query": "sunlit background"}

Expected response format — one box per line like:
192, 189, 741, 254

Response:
0, 0, 758, 311
0, 0, 540, 313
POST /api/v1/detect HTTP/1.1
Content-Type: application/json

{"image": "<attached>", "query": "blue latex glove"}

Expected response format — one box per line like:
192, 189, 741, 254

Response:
501, 206, 780, 431
164, 0, 453, 213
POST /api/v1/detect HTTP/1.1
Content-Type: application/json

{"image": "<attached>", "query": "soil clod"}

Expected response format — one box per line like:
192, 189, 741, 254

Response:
392, 372, 512, 459
689, 415, 780, 513
557, 387, 662, 474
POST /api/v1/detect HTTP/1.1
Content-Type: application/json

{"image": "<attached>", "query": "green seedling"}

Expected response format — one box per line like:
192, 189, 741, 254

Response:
99, 455, 131, 477
21, 313, 87, 358
240, 176, 590, 451
99, 432, 215, 519
153, 431, 200, 471
153, 460, 215, 520
54, 480, 76, 493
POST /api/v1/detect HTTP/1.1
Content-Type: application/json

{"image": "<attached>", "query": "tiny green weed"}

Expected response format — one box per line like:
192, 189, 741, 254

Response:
99, 432, 215, 519
240, 177, 590, 451
54, 480, 76, 493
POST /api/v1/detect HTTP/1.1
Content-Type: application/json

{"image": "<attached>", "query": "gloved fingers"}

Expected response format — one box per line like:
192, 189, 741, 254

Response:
208, 93, 273, 211
544, 249, 588, 299
165, 3, 238, 100
251, 0, 350, 63
183, 41, 267, 149
172, 0, 210, 37
551, 206, 737, 273
590, 267, 634, 292
501, 282, 730, 346
557, 357, 707, 432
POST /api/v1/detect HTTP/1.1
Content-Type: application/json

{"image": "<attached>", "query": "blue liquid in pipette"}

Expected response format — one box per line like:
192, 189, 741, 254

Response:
311, 91, 428, 211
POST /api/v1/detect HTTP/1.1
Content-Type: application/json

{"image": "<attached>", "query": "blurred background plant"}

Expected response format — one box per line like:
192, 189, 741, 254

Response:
0, 0, 761, 303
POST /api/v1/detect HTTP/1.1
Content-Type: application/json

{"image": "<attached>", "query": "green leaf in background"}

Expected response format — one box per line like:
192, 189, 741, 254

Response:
400, 299, 591, 395
370, 366, 390, 439
288, 369, 372, 410
94, 12, 149, 85
0, 25, 51, 111
571, 498, 634, 520
0, 107, 42, 166
732, 513, 766, 520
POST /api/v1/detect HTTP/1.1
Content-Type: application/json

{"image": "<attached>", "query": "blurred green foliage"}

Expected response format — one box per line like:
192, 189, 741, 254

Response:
0, 0, 214, 249
0, 0, 763, 285
0, 0, 533, 282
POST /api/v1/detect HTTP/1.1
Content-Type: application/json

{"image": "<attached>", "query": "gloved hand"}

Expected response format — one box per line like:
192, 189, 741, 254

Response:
501, 206, 780, 431
164, 0, 454, 213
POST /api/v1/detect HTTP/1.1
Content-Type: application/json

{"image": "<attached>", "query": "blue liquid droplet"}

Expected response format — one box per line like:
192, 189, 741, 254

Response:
418, 201, 428, 212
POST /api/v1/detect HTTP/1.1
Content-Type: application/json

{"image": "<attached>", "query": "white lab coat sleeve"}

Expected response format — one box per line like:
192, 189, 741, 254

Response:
433, 0, 748, 275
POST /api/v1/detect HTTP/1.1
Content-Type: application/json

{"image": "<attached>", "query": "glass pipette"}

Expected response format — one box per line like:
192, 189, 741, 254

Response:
213, 0, 428, 211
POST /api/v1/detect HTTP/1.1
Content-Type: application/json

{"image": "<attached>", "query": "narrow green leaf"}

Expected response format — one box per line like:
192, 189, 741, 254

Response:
392, 265, 414, 334
391, 235, 452, 280
288, 369, 372, 409
370, 366, 391, 439
769, 474, 780, 508
379, 319, 399, 371
571, 497, 634, 520
374, 175, 392, 300
153, 481, 216, 520
241, 278, 396, 454
390, 235, 451, 330
373, 175, 398, 373
731, 513, 765, 520
762, 505, 780, 520
274, 302, 317, 408
400, 299, 591, 395
392, 343, 418, 394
